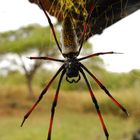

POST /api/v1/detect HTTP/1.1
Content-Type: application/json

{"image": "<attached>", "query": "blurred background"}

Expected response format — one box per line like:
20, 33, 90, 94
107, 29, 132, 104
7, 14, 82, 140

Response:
0, 1, 140, 140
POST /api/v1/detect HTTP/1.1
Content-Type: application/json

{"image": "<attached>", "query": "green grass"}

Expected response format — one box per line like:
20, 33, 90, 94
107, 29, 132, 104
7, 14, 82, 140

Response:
0, 85, 140, 140
0, 112, 140, 140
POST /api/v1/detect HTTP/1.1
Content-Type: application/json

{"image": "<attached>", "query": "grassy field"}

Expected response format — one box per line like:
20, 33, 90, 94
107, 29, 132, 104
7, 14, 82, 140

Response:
0, 85, 140, 140
0, 113, 139, 140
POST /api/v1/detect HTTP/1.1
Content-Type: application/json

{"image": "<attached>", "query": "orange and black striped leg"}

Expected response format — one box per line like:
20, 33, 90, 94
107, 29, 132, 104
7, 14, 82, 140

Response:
80, 68, 109, 140
21, 64, 65, 127
80, 63, 128, 116
38, 0, 62, 53
47, 69, 65, 140
78, 0, 99, 54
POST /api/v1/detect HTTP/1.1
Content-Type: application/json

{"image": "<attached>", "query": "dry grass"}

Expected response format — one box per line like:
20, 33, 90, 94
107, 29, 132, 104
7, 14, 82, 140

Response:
0, 85, 140, 118
0, 85, 140, 140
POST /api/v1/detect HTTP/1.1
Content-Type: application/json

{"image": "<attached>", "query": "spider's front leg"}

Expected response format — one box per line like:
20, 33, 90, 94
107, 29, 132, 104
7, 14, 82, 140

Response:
47, 69, 65, 140
80, 68, 109, 140
21, 64, 65, 127
80, 63, 128, 116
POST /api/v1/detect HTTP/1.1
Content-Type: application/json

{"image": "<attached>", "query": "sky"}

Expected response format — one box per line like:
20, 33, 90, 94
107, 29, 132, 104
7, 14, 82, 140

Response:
0, 0, 140, 73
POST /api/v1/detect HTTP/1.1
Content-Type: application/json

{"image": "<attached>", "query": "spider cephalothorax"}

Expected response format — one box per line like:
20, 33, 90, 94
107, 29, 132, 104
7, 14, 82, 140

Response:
65, 57, 81, 83
21, 1, 129, 140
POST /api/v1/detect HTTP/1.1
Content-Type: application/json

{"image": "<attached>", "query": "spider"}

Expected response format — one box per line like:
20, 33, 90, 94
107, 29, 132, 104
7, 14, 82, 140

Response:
21, 0, 128, 140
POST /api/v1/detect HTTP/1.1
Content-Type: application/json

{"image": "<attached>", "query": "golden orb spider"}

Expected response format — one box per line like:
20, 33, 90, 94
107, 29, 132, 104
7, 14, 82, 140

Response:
20, 0, 140, 140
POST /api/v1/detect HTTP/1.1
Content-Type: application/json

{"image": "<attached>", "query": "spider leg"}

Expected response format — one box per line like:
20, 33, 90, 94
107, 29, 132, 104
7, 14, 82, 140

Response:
21, 64, 65, 127
78, 0, 99, 55
78, 51, 123, 61
47, 69, 65, 140
80, 63, 128, 116
37, 0, 62, 53
27, 56, 64, 62
80, 68, 109, 140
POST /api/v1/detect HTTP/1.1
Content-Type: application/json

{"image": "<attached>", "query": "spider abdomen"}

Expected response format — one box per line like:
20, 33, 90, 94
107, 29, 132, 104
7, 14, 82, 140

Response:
61, 14, 79, 56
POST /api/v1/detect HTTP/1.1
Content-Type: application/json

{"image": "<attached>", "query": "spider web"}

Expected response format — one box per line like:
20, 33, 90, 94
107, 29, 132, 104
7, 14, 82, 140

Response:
29, 0, 140, 43
29, 0, 88, 21
83, 0, 140, 40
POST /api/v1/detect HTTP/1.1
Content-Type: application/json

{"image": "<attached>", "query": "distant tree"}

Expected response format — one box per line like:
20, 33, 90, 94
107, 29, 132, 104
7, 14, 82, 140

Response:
0, 24, 59, 98
0, 24, 105, 96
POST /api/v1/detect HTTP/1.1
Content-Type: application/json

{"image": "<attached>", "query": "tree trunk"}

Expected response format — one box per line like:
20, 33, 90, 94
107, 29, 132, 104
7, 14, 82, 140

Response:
27, 76, 34, 99
18, 53, 42, 99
